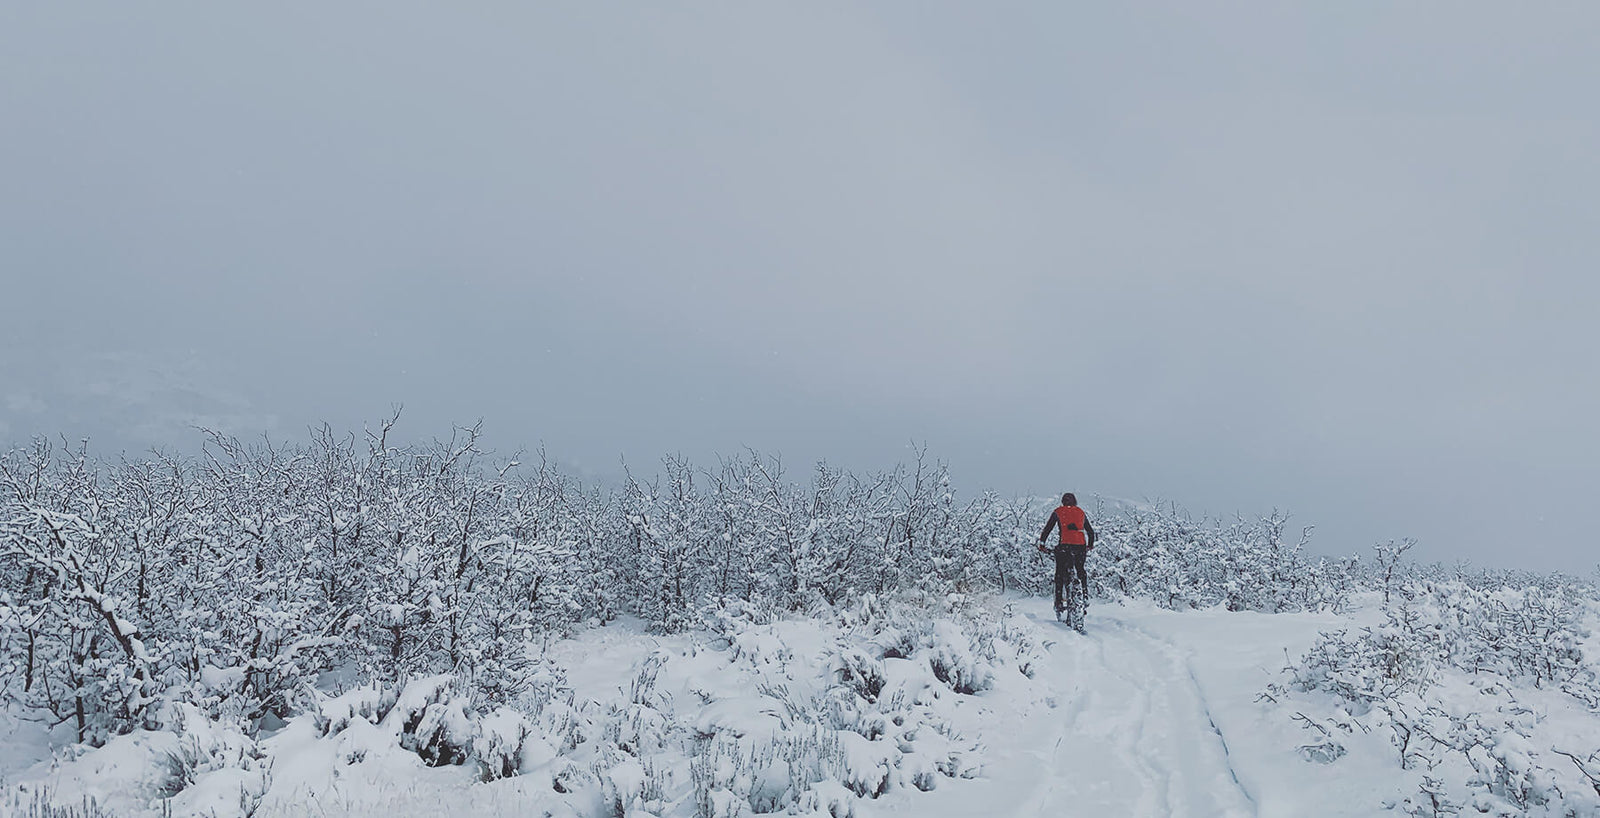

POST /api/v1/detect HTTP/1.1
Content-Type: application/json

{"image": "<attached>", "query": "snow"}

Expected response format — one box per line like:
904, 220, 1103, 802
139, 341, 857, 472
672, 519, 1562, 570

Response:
8, 436, 1597, 816
865, 598, 1338, 818
6, 729, 181, 816
4, 591, 1598, 817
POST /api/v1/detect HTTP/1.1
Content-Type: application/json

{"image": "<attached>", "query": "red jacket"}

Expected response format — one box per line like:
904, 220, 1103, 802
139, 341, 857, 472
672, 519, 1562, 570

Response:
1040, 504, 1094, 547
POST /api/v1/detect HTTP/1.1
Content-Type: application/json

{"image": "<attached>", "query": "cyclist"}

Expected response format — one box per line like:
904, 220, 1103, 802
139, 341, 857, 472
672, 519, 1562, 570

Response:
1038, 492, 1095, 621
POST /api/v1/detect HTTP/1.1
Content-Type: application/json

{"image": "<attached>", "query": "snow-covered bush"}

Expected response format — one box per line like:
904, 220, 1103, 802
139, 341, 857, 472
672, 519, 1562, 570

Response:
831, 647, 886, 704
924, 620, 992, 695
2, 419, 1356, 738
153, 702, 272, 814
1, 416, 1372, 811
0, 421, 622, 747
0, 789, 117, 818
690, 725, 854, 816
308, 672, 567, 784
1269, 569, 1600, 817
601, 594, 996, 817
1276, 610, 1444, 706
1283, 574, 1600, 708
1091, 501, 1355, 614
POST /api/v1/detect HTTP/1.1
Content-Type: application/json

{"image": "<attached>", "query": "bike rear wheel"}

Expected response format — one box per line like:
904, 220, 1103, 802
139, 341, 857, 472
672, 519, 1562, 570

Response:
1066, 578, 1086, 632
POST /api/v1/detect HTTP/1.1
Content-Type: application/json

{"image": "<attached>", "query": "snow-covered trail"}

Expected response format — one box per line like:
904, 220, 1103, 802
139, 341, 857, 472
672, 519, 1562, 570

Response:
1016, 612, 1255, 818
896, 598, 1327, 818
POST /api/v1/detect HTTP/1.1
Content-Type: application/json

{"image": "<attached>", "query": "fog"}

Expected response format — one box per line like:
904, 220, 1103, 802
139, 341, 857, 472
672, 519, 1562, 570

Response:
3, 2, 1597, 571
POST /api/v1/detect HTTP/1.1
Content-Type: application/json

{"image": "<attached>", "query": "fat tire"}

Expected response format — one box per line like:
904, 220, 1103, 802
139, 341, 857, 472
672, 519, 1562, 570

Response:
1067, 578, 1087, 633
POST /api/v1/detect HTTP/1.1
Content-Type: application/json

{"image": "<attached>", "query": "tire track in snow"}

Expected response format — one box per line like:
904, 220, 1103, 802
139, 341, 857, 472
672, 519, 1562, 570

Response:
1016, 606, 1256, 818
1021, 613, 1166, 817
1089, 625, 1173, 817
1187, 661, 1256, 813
1095, 615, 1258, 818
1015, 617, 1096, 817
1107, 617, 1260, 816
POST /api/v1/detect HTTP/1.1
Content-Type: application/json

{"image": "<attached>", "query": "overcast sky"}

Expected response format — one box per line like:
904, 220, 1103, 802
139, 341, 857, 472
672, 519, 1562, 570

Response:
3, 3, 1596, 572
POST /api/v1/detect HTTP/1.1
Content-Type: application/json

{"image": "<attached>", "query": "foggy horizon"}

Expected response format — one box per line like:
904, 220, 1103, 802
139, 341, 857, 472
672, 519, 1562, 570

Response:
4, 3, 1597, 574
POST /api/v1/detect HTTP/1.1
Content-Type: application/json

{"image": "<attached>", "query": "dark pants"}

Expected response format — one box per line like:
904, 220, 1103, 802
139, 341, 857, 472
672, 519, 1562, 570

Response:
1054, 545, 1088, 611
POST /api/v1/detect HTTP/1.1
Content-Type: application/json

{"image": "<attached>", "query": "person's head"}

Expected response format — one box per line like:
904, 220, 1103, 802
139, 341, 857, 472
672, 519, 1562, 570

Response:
1062, 492, 1077, 506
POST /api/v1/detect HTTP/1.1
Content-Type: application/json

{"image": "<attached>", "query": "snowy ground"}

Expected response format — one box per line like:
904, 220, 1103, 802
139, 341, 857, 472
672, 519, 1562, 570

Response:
5, 592, 1591, 817
873, 597, 1371, 818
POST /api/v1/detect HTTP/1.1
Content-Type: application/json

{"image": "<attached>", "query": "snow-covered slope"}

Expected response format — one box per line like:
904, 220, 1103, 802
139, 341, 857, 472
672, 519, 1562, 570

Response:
874, 597, 1382, 818
12, 588, 1592, 818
